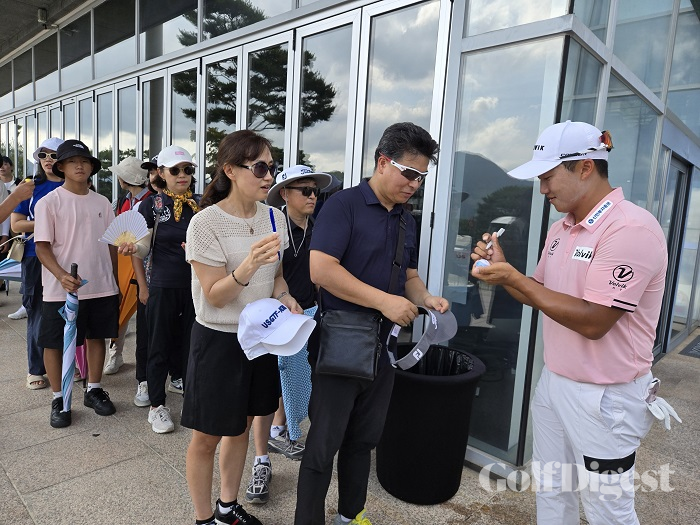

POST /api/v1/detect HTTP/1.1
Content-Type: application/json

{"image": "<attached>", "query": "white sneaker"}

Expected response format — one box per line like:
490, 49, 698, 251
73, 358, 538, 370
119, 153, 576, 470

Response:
103, 354, 124, 375
167, 378, 184, 395
134, 381, 150, 407
8, 306, 27, 320
148, 405, 174, 434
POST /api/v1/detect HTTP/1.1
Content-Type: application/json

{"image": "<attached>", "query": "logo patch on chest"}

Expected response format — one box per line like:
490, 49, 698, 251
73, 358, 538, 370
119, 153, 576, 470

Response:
572, 246, 593, 261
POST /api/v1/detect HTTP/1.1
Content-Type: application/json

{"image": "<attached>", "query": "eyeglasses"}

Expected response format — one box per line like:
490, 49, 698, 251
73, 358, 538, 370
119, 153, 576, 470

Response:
285, 186, 320, 198
239, 161, 278, 178
163, 165, 196, 176
381, 154, 429, 182
37, 152, 58, 160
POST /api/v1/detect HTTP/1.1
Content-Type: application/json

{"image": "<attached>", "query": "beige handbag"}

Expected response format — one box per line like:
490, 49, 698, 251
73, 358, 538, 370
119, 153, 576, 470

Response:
5, 234, 33, 262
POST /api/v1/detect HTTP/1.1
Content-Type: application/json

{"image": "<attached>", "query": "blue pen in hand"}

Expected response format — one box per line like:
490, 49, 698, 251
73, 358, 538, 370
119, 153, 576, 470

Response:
269, 208, 280, 260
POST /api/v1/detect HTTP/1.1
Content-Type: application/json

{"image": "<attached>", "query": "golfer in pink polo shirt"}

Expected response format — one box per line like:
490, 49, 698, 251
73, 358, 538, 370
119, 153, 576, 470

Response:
470, 121, 680, 525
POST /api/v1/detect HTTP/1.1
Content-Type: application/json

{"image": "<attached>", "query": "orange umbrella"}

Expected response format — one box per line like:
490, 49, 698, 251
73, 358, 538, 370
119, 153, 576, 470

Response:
117, 254, 139, 331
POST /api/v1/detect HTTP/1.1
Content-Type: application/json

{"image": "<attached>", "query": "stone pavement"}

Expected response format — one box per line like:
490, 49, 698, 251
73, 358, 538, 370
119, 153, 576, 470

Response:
0, 289, 697, 524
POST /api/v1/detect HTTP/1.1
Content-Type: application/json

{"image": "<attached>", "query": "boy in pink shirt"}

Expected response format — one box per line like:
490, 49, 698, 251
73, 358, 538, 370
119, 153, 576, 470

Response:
35, 140, 120, 428
471, 121, 680, 524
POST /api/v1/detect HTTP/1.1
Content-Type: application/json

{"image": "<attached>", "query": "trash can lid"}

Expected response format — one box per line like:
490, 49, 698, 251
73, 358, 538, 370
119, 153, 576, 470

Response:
391, 307, 458, 370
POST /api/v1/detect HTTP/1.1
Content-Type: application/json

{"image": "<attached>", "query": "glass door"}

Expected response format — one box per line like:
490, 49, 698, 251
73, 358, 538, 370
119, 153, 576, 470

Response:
140, 71, 166, 166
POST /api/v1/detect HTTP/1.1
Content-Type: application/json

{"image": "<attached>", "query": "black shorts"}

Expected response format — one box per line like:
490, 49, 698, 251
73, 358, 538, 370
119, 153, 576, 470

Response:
38, 295, 119, 349
181, 321, 280, 437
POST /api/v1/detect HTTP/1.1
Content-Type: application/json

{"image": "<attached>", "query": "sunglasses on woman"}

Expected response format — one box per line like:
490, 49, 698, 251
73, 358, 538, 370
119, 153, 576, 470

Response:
381, 153, 429, 182
239, 161, 278, 178
285, 186, 320, 198
164, 165, 196, 176
37, 152, 58, 160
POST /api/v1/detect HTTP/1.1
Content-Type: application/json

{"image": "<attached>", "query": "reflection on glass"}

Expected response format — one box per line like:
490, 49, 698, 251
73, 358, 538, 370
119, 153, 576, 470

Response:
604, 75, 659, 209
50, 107, 61, 138
7, 120, 16, 167
0, 63, 11, 112
63, 103, 76, 139
203, 0, 289, 40
16, 117, 25, 179
118, 86, 137, 161
205, 58, 237, 183
79, 98, 93, 146
667, 4, 700, 137
95, 0, 136, 78
26, 115, 36, 177
35, 35, 59, 100
298, 25, 351, 180
0, 123, 5, 157
140, 0, 197, 61
61, 14, 92, 90
37, 112, 48, 145
143, 78, 164, 161
97, 93, 114, 202
14, 50, 33, 107
465, 0, 567, 36
171, 69, 198, 157
573, 0, 610, 42
560, 39, 602, 123
248, 44, 288, 163
363, 0, 440, 245
448, 38, 563, 463
613, 0, 673, 95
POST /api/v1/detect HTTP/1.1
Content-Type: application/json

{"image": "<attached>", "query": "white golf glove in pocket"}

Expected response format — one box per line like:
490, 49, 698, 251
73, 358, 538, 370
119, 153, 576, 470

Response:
645, 378, 682, 430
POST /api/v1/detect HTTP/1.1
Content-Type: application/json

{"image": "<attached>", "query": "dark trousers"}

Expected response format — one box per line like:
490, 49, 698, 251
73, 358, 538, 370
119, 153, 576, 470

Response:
146, 286, 195, 408
135, 293, 148, 383
294, 363, 395, 525
22, 256, 44, 376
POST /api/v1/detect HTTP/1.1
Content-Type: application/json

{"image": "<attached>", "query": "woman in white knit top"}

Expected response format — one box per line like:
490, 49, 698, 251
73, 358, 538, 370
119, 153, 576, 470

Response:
183, 130, 301, 525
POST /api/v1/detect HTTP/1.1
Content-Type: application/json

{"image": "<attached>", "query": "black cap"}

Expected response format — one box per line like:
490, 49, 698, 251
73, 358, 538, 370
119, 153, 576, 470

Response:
141, 155, 159, 171
52, 139, 101, 178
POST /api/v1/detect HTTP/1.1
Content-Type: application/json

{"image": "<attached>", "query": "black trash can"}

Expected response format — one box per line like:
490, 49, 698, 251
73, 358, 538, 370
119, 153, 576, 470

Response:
376, 344, 485, 505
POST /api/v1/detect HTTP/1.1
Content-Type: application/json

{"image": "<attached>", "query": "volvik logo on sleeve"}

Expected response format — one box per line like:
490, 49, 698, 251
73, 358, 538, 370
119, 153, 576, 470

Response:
572, 246, 593, 261
547, 238, 560, 257
610, 265, 634, 289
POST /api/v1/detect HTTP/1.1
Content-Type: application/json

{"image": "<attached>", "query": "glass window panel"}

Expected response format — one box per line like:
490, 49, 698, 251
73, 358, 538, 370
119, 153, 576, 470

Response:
204, 57, 237, 183
37, 112, 48, 145
297, 25, 352, 183
667, 5, 700, 137
603, 75, 659, 209
14, 50, 34, 107
61, 13, 92, 90
247, 44, 288, 163
573, 0, 610, 42
203, 0, 291, 40
97, 92, 114, 202
465, 0, 568, 36
363, 0, 440, 246
16, 118, 25, 180
94, 0, 136, 78
0, 122, 5, 156
171, 68, 198, 158
79, 98, 93, 146
50, 107, 61, 137
7, 120, 16, 167
118, 86, 137, 161
142, 77, 165, 161
35, 35, 59, 100
63, 102, 76, 138
0, 63, 11, 112
26, 114, 36, 177
448, 38, 564, 462
613, 0, 673, 95
670, 163, 694, 338
140, 0, 197, 61
560, 39, 603, 123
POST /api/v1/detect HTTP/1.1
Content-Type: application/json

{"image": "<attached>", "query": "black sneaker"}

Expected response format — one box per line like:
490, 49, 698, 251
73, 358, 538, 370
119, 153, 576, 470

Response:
214, 500, 262, 525
84, 388, 116, 416
50, 397, 71, 428
245, 461, 272, 504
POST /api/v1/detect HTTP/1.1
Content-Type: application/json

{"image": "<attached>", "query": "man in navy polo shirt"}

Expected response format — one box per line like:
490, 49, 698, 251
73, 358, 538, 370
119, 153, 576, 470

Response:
294, 122, 449, 525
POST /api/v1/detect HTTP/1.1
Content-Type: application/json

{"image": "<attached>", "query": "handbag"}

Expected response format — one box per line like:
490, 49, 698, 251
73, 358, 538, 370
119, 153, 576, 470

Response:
6, 234, 34, 262
315, 211, 406, 380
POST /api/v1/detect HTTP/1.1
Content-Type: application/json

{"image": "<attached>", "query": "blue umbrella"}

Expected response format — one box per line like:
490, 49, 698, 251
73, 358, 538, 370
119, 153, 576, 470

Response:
60, 264, 80, 413
0, 258, 21, 282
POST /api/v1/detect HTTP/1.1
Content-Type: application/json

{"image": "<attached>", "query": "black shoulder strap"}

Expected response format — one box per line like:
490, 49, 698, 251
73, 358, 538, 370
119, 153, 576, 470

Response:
388, 210, 406, 295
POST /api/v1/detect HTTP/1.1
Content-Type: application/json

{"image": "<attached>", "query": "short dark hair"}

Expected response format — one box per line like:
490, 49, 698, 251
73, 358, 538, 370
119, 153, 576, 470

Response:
562, 159, 608, 178
0, 156, 12, 166
373, 122, 439, 170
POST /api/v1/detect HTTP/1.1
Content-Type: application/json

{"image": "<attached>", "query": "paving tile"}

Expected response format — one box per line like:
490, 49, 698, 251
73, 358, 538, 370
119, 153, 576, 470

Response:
0, 469, 32, 522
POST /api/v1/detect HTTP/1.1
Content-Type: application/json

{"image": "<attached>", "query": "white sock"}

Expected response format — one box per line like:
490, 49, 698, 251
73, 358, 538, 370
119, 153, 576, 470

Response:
254, 455, 269, 465
87, 382, 101, 392
217, 500, 235, 514
270, 425, 286, 438
53, 391, 62, 399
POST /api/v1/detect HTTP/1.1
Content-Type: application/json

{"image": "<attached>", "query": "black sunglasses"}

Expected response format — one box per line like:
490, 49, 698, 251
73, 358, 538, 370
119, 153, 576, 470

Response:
285, 186, 320, 198
37, 152, 58, 160
239, 161, 278, 178
163, 165, 195, 176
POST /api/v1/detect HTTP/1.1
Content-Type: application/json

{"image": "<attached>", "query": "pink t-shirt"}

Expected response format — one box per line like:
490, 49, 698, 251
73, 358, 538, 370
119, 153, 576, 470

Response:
532, 187, 667, 384
34, 186, 119, 302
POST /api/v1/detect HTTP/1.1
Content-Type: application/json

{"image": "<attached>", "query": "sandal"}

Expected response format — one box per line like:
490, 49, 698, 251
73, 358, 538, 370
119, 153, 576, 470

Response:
27, 374, 48, 390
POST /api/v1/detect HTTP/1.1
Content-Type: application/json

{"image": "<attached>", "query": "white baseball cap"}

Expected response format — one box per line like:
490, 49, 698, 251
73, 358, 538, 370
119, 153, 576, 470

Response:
508, 121, 613, 180
238, 298, 317, 360
157, 145, 198, 168
266, 165, 333, 207
33, 137, 64, 162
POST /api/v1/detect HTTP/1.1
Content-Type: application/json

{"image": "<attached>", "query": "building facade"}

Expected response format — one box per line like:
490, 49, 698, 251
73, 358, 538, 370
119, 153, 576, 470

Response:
1, 0, 699, 470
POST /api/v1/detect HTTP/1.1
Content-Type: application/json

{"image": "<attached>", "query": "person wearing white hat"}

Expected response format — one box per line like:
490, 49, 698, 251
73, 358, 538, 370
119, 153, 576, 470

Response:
10, 137, 64, 390
471, 121, 677, 524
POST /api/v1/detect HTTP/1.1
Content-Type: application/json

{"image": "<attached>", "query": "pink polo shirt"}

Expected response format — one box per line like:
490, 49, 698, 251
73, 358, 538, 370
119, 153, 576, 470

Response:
532, 187, 667, 384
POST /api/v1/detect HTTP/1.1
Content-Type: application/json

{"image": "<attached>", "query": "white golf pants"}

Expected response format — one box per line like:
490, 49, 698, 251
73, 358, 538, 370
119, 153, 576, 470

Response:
531, 366, 654, 525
